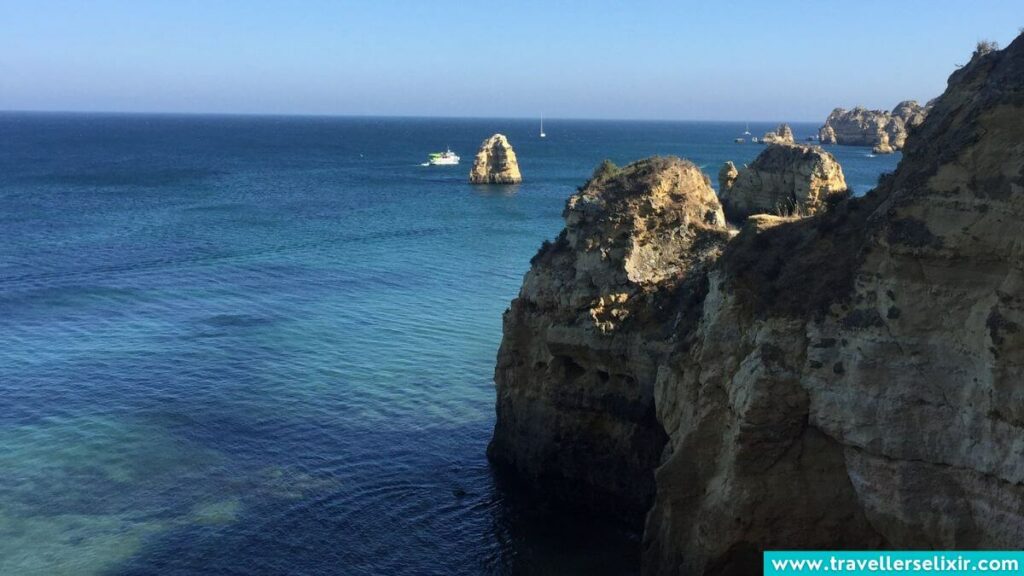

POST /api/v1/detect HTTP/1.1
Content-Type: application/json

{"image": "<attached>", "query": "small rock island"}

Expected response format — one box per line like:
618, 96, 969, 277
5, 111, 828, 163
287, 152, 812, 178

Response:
469, 134, 522, 184
761, 123, 795, 144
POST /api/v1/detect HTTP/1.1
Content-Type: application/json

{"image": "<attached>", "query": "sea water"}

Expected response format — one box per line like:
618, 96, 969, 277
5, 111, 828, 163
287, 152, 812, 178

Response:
0, 113, 898, 575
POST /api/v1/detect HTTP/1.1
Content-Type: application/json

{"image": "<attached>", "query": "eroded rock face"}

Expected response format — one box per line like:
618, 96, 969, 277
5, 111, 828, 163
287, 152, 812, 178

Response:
487, 157, 730, 524
491, 34, 1024, 575
892, 99, 928, 128
469, 133, 522, 184
718, 144, 848, 221
871, 132, 895, 154
819, 100, 932, 151
717, 161, 738, 193
762, 123, 795, 144
645, 36, 1024, 573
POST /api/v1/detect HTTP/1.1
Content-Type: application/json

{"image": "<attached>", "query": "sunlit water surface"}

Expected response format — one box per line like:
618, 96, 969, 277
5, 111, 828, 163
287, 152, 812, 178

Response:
0, 114, 898, 575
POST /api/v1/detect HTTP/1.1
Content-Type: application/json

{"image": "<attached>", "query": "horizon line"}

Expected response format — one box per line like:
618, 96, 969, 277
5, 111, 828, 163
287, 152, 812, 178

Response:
0, 108, 829, 125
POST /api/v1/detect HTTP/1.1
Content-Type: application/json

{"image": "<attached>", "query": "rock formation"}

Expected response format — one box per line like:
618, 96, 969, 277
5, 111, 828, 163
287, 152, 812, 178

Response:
891, 99, 928, 128
490, 34, 1024, 574
819, 100, 933, 151
469, 133, 522, 184
871, 132, 894, 154
488, 157, 730, 524
761, 123, 795, 144
718, 143, 848, 221
717, 161, 738, 194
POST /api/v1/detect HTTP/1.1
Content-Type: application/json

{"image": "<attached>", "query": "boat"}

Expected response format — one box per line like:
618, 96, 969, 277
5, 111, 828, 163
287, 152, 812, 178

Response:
734, 137, 745, 143
744, 122, 751, 136
427, 147, 460, 166
752, 137, 760, 144
540, 116, 546, 138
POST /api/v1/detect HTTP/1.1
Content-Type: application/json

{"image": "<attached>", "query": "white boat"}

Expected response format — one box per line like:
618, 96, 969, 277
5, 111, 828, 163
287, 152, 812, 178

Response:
427, 147, 460, 166
744, 122, 751, 136
540, 116, 546, 138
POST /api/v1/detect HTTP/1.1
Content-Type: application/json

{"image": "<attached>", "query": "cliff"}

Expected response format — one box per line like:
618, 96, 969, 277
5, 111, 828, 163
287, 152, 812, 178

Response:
488, 157, 730, 523
819, 100, 932, 150
718, 143, 848, 221
490, 34, 1024, 574
469, 133, 522, 184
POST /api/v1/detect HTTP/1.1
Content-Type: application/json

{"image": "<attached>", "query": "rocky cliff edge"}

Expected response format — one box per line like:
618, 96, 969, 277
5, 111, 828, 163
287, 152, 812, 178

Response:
490, 34, 1024, 575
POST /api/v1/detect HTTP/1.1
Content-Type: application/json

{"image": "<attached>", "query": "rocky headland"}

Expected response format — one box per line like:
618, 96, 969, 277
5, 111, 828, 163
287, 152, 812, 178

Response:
819, 99, 932, 151
490, 34, 1024, 575
488, 157, 730, 523
469, 133, 522, 184
718, 143, 848, 221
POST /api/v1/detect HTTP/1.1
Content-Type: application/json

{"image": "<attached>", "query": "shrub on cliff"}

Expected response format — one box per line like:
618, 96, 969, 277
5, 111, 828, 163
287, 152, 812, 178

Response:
975, 40, 999, 57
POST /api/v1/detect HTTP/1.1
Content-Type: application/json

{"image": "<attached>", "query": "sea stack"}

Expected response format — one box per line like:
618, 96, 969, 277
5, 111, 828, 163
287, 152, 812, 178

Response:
718, 143, 847, 221
871, 132, 895, 154
469, 134, 522, 184
761, 123, 795, 144
717, 160, 739, 193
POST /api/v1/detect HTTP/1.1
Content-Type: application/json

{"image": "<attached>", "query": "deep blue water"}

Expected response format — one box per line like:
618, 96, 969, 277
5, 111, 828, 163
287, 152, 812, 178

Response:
0, 113, 898, 575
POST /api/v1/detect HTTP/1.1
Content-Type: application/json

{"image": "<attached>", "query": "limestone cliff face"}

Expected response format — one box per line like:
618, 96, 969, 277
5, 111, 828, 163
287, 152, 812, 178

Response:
469, 133, 522, 184
891, 99, 928, 128
645, 37, 1024, 572
819, 100, 932, 151
491, 34, 1024, 575
762, 123, 795, 144
871, 132, 895, 154
488, 157, 729, 523
718, 144, 848, 221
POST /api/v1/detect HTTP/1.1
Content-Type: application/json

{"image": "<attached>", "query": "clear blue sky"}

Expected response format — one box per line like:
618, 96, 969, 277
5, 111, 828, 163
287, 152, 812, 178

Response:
1, 1, 1020, 121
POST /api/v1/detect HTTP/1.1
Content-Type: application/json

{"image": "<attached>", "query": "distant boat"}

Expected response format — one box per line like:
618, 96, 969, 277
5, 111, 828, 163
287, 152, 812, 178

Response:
752, 137, 760, 144
744, 122, 751, 136
540, 116, 546, 138
427, 147, 460, 166
734, 137, 745, 144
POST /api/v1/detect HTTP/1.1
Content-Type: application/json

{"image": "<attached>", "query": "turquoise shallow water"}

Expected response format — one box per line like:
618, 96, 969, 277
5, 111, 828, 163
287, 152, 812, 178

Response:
0, 113, 899, 575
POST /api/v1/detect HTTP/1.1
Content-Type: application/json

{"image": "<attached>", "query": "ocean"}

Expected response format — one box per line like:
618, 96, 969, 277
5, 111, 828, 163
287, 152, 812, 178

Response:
0, 113, 899, 575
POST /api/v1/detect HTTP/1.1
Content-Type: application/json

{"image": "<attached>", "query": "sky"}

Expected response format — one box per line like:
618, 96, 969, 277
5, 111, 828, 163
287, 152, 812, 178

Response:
0, 1, 1021, 121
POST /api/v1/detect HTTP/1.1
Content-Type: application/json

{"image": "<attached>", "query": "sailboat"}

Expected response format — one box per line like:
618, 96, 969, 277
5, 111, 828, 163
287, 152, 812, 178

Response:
540, 116, 546, 138
744, 122, 751, 136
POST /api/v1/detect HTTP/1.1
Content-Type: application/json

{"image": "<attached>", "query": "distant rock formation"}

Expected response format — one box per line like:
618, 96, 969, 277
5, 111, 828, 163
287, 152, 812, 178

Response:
488, 157, 729, 524
491, 32, 1024, 576
891, 99, 928, 128
718, 143, 847, 221
871, 132, 895, 154
761, 123, 795, 144
469, 134, 522, 184
819, 100, 933, 151
717, 161, 738, 193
